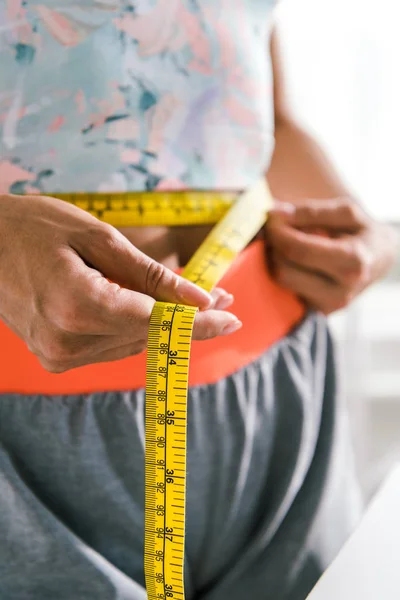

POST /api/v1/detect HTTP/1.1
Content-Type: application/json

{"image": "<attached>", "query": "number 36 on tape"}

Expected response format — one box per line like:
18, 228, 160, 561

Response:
144, 179, 273, 600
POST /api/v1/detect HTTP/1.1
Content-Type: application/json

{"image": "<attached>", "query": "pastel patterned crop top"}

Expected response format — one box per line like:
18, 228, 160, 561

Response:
0, 1, 278, 194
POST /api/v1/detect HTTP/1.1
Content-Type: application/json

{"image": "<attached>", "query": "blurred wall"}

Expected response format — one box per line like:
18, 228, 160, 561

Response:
275, 0, 400, 499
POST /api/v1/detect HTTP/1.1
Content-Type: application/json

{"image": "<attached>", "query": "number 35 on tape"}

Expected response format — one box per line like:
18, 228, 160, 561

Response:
144, 179, 273, 600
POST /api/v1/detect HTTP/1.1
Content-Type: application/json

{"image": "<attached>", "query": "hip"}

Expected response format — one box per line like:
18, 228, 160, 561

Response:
0, 310, 336, 592
0, 241, 305, 394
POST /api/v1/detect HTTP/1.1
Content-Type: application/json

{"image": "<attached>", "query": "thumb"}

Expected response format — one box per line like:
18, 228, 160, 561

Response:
270, 200, 297, 218
267, 201, 296, 227
270, 198, 367, 232
74, 224, 213, 308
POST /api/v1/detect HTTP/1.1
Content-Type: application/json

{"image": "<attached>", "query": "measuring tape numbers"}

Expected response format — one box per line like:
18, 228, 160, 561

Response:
51, 179, 273, 599
144, 302, 196, 600
143, 179, 273, 600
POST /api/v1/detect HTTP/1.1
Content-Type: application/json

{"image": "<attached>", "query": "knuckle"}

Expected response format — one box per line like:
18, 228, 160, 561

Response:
342, 241, 369, 284
145, 260, 168, 296
38, 279, 89, 335
38, 329, 80, 366
350, 243, 365, 270
40, 360, 67, 374
87, 222, 120, 252
310, 285, 354, 315
327, 290, 354, 313
302, 202, 320, 222
43, 339, 71, 364
340, 199, 364, 224
52, 299, 86, 334
101, 224, 122, 251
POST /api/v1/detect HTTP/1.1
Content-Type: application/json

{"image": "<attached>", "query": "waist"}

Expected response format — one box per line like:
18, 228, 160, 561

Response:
0, 242, 305, 395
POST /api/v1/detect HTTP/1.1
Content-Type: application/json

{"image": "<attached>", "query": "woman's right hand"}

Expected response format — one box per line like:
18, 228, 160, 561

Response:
0, 194, 242, 373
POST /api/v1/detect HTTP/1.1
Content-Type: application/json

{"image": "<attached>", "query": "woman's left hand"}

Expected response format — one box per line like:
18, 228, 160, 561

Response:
265, 198, 398, 314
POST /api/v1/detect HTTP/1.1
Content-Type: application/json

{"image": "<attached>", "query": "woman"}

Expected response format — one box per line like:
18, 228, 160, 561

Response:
0, 1, 396, 598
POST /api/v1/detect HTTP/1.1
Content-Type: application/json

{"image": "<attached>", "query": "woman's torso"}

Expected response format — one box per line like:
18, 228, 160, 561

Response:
0, 0, 277, 264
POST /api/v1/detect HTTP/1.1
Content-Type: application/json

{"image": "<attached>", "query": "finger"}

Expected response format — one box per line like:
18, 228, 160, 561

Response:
38, 339, 147, 373
39, 309, 243, 372
272, 257, 350, 314
207, 288, 234, 311
267, 224, 365, 283
193, 310, 242, 341
47, 252, 242, 342
32, 322, 149, 367
47, 254, 155, 336
38, 311, 242, 372
70, 223, 212, 308
73, 304, 242, 344
270, 198, 368, 232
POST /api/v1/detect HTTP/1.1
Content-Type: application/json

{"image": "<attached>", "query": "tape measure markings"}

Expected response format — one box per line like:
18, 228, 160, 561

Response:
50, 180, 273, 600
54, 191, 236, 227
182, 179, 271, 291
145, 302, 197, 600
144, 179, 273, 600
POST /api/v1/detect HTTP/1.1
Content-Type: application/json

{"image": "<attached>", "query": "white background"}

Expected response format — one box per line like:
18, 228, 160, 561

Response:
276, 0, 400, 221
275, 0, 400, 498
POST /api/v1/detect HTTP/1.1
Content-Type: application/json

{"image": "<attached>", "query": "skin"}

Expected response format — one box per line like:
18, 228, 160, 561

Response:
0, 29, 397, 372
267, 198, 397, 314
0, 194, 240, 373
265, 29, 398, 314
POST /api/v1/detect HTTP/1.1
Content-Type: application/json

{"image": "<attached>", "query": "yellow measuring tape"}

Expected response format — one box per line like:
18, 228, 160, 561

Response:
144, 179, 272, 600
56, 179, 273, 600
55, 190, 236, 227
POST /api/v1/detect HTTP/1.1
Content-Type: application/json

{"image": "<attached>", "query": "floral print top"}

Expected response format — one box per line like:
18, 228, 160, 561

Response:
0, 1, 278, 194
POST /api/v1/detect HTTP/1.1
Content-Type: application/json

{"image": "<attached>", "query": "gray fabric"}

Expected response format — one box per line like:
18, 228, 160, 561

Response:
0, 312, 361, 600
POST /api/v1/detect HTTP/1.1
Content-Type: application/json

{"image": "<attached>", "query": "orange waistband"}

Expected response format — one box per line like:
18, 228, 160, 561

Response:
0, 242, 305, 395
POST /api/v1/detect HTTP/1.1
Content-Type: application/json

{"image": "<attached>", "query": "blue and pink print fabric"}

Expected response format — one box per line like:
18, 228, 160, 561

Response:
0, 1, 277, 194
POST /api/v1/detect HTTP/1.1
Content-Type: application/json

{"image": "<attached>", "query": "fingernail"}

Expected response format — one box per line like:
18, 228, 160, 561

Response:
177, 279, 212, 308
272, 201, 296, 215
221, 320, 242, 336
218, 293, 234, 310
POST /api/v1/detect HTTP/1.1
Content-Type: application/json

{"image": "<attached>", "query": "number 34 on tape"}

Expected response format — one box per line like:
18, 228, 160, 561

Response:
144, 179, 273, 600
144, 303, 196, 600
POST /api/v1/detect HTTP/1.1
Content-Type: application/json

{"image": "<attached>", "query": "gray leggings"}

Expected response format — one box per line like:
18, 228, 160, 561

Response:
0, 313, 361, 600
